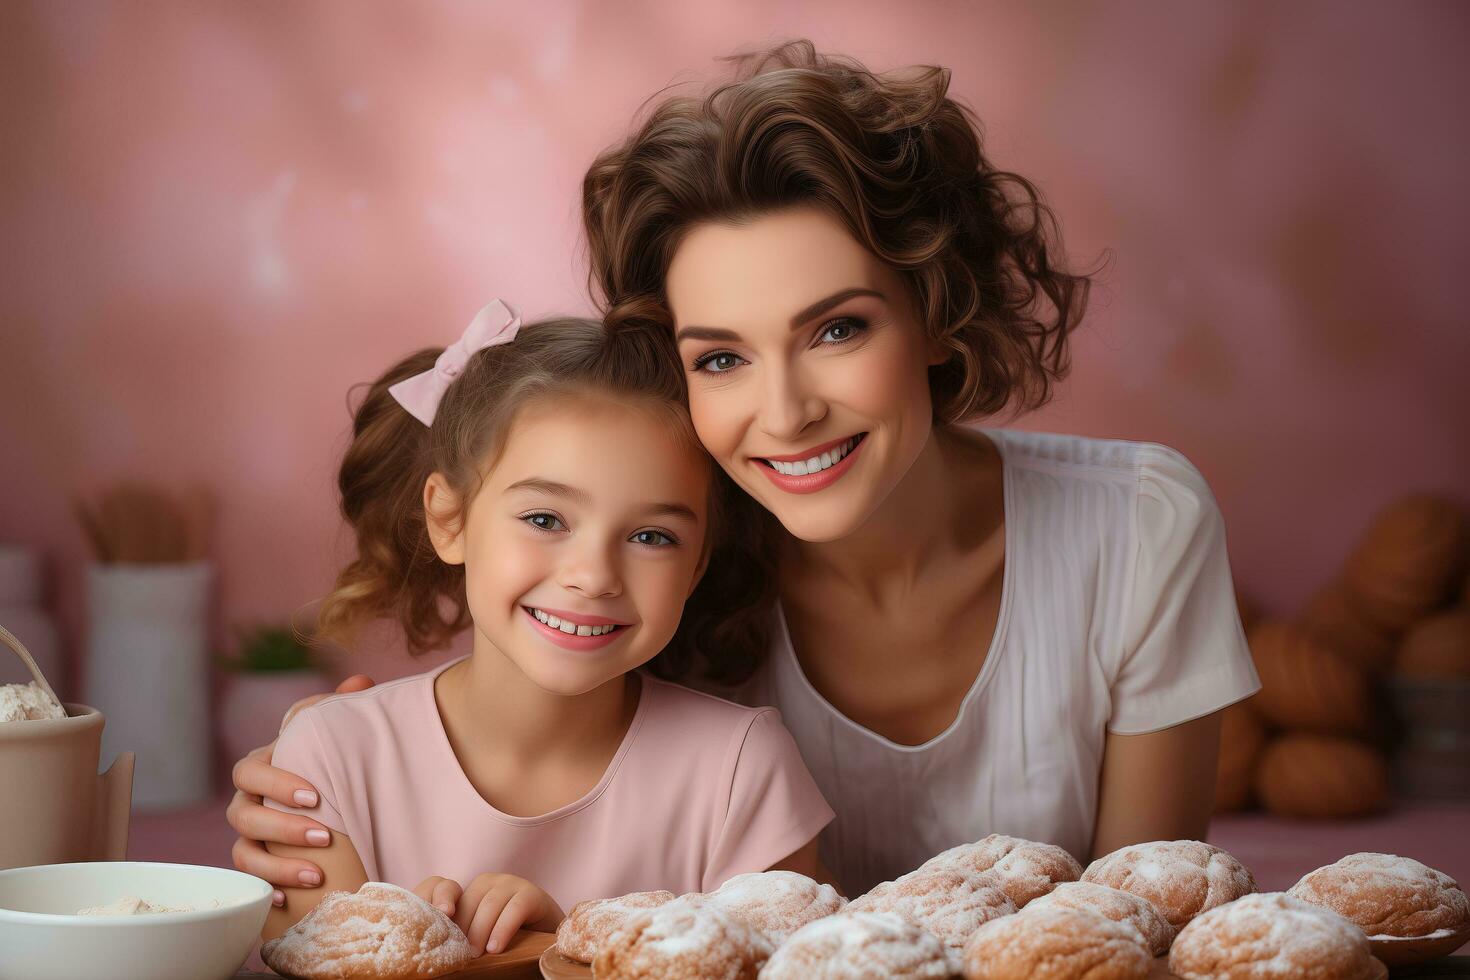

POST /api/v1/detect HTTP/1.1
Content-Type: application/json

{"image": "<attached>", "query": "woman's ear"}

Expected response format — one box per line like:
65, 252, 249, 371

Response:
926, 332, 950, 368
423, 473, 466, 565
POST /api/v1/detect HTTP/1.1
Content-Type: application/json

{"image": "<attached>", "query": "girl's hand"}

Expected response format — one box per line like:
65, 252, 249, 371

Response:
413, 875, 463, 917
226, 674, 377, 903
424, 872, 564, 957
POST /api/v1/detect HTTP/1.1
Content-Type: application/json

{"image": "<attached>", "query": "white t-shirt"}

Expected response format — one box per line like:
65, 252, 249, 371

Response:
728, 429, 1261, 897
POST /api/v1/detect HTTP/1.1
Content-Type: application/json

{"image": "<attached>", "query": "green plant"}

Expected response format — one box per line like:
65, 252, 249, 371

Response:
228, 625, 316, 673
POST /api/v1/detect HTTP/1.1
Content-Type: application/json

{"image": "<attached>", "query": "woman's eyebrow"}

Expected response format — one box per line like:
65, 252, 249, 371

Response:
674, 287, 885, 343
788, 287, 884, 329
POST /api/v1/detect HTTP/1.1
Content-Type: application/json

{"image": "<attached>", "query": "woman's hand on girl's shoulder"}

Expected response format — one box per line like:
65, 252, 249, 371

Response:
415, 872, 563, 957
227, 674, 378, 901
261, 830, 369, 941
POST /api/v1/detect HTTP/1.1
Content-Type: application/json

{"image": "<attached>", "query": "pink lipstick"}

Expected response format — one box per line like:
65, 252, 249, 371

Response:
754, 433, 867, 495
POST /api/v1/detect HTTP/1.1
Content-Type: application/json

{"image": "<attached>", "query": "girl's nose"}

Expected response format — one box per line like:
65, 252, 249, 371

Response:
556, 544, 623, 599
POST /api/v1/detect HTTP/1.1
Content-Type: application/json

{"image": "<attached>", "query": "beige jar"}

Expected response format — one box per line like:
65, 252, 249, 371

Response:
0, 624, 133, 870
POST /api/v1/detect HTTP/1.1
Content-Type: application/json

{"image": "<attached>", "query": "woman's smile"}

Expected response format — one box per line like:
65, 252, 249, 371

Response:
754, 432, 869, 494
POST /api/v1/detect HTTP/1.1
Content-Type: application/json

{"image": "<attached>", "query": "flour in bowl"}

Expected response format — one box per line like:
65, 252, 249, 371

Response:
0, 682, 66, 722
76, 896, 208, 915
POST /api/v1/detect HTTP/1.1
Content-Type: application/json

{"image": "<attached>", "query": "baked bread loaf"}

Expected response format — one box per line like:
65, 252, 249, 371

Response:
701, 870, 846, 945
1289, 853, 1470, 939
961, 904, 1152, 980
591, 897, 772, 979
1254, 734, 1390, 819
847, 866, 1015, 951
1342, 495, 1469, 634
1396, 611, 1470, 678
1081, 840, 1255, 932
1024, 880, 1174, 956
761, 910, 958, 979
554, 889, 675, 963
920, 834, 1083, 907
260, 881, 474, 980
1169, 892, 1378, 980
1248, 621, 1374, 735
1301, 581, 1395, 673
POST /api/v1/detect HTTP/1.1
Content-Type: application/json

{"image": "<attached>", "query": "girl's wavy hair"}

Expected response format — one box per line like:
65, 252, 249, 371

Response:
583, 39, 1097, 421
316, 317, 779, 685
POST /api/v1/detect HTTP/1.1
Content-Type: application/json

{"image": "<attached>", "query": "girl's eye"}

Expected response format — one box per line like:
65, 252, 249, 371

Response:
819, 317, 867, 345
691, 350, 745, 374
630, 529, 678, 548
522, 513, 566, 533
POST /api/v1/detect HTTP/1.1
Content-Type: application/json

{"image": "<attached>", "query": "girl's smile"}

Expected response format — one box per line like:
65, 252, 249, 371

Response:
521, 605, 633, 651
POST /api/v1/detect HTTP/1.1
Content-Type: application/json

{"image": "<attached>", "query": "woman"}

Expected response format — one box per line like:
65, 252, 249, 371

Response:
228, 42, 1258, 901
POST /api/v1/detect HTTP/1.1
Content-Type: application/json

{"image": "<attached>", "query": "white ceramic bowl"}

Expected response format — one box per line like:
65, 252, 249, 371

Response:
0, 861, 272, 980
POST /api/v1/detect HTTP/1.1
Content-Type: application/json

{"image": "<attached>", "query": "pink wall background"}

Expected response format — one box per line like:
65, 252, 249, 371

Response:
2, 2, 1467, 698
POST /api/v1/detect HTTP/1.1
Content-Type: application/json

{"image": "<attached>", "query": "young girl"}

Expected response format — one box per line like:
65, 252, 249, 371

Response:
258, 300, 832, 956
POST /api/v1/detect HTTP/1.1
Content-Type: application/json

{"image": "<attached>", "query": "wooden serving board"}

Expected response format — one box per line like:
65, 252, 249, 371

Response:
1143, 955, 1386, 979
538, 947, 590, 979
1370, 923, 1470, 968
536, 950, 1392, 979
449, 930, 557, 978
232, 930, 555, 980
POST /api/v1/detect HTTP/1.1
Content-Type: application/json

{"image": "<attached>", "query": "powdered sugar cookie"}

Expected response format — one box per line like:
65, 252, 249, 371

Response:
921, 834, 1083, 908
961, 904, 1152, 980
1025, 880, 1175, 956
1082, 839, 1255, 931
554, 889, 675, 963
1169, 892, 1379, 980
592, 897, 773, 979
703, 870, 846, 945
261, 881, 474, 980
761, 910, 958, 979
848, 866, 1016, 951
1289, 852, 1470, 939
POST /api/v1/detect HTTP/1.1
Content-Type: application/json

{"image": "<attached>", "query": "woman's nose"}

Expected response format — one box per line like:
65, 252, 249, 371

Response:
756, 362, 826, 442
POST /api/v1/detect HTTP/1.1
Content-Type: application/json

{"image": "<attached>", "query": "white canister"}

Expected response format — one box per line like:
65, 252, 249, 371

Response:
84, 562, 212, 810
0, 546, 64, 695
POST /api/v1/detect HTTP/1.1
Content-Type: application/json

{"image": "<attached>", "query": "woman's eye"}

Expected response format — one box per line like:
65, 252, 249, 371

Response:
692, 351, 744, 374
819, 317, 866, 345
522, 513, 566, 532
631, 529, 677, 548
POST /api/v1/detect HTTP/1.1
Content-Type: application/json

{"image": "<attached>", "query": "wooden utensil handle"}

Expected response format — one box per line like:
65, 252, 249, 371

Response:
0, 622, 62, 706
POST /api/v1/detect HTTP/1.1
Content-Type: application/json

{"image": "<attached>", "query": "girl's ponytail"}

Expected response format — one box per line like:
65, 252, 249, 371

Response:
315, 348, 470, 655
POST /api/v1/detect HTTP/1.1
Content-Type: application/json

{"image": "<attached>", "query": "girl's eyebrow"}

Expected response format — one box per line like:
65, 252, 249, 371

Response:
504, 478, 699, 524
674, 287, 884, 343
644, 503, 700, 525
505, 478, 591, 504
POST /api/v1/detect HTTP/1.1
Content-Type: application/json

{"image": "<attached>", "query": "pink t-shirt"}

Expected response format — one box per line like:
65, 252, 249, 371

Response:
265, 657, 833, 909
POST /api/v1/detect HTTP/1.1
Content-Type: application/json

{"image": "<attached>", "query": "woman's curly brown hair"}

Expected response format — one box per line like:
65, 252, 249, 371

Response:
316, 316, 779, 685
583, 39, 1097, 421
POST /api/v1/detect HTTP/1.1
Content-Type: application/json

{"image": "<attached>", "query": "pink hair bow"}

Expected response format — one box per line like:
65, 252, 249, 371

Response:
389, 299, 522, 426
